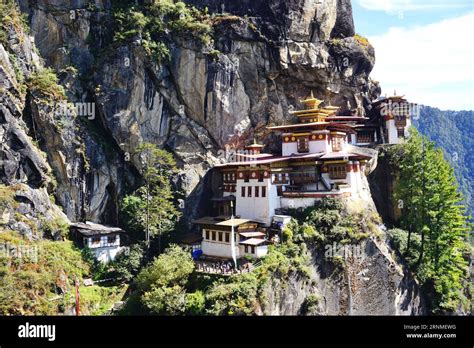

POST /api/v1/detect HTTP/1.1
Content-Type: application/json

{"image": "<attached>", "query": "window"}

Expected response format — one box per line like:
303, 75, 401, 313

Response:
357, 131, 372, 144
92, 236, 100, 244
212, 231, 216, 241
248, 186, 252, 197
297, 137, 309, 153
332, 136, 343, 152
107, 235, 117, 244
277, 186, 283, 197
218, 231, 223, 242
225, 233, 230, 243
205, 230, 210, 240
244, 245, 249, 253
241, 186, 245, 197
397, 128, 405, 138
395, 115, 407, 127
258, 172, 264, 182
262, 186, 267, 197
251, 246, 255, 254
255, 186, 259, 197
329, 165, 347, 179
244, 172, 249, 182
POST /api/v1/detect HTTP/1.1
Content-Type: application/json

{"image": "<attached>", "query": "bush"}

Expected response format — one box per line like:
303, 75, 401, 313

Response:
41, 216, 69, 240
110, 243, 145, 282
112, 1, 213, 63
135, 244, 194, 292
0, 0, 28, 45
0, 231, 91, 315
354, 33, 370, 47
134, 245, 194, 314
301, 294, 320, 315
205, 273, 258, 316
185, 290, 205, 315
27, 68, 66, 100
141, 284, 186, 315
388, 228, 421, 266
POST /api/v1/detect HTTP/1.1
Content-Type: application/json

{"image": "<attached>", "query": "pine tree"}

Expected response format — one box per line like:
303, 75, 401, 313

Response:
392, 128, 470, 312
121, 143, 181, 254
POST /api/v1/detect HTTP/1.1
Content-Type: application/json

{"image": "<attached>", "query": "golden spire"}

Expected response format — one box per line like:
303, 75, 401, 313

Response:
299, 91, 323, 110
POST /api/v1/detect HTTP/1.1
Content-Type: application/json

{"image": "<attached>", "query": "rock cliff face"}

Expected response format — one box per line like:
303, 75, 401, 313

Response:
259, 236, 426, 315
0, 0, 424, 315
13, 0, 378, 225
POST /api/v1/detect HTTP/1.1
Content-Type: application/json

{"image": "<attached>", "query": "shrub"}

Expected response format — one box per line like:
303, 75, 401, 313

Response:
136, 245, 193, 291
354, 33, 370, 47
27, 68, 66, 100
185, 290, 205, 315
112, 1, 213, 63
0, 232, 91, 315
0, 0, 29, 45
206, 273, 258, 316
110, 243, 145, 282
388, 228, 421, 266
301, 294, 320, 315
41, 216, 69, 240
141, 284, 186, 315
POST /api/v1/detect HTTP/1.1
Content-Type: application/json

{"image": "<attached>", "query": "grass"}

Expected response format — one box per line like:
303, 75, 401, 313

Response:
0, 0, 29, 46
0, 184, 22, 211
27, 68, 66, 101
354, 34, 370, 47
0, 228, 127, 315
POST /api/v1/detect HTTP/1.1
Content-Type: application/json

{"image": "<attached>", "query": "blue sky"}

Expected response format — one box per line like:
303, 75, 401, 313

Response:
351, 0, 474, 110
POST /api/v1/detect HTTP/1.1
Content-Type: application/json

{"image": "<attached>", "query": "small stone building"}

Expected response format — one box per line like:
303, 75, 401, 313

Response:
70, 221, 126, 263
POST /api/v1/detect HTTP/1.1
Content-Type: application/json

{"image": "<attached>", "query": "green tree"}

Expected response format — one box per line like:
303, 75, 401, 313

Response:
110, 243, 145, 282
121, 143, 181, 253
391, 128, 471, 312
205, 273, 258, 316
135, 245, 194, 315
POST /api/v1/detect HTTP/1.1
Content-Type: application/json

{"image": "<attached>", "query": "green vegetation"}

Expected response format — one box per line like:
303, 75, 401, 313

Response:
0, 228, 128, 315
108, 243, 145, 282
286, 198, 373, 246
27, 68, 66, 100
41, 216, 69, 240
134, 244, 195, 315
301, 293, 320, 315
121, 143, 181, 252
354, 33, 370, 47
413, 107, 473, 219
389, 128, 471, 313
0, 0, 28, 46
0, 184, 20, 211
112, 0, 213, 63
121, 197, 381, 316
206, 273, 258, 315
0, 230, 89, 315
71, 284, 126, 315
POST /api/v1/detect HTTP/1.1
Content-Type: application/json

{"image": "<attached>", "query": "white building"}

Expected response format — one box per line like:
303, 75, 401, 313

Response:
70, 222, 125, 263
193, 93, 412, 261
193, 217, 268, 259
